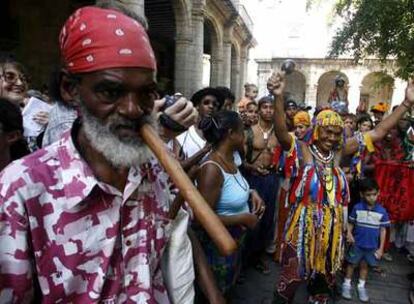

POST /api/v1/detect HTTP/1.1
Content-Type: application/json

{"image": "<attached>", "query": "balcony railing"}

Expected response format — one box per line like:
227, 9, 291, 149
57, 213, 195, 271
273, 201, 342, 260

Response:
224, 0, 254, 35
228, 0, 240, 8
238, 4, 254, 34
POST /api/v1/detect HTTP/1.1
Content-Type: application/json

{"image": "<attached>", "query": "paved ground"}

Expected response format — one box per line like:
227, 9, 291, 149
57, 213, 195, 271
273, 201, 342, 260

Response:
231, 249, 414, 303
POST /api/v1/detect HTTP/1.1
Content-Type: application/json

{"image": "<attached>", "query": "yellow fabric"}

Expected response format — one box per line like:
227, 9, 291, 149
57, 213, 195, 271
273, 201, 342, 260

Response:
287, 133, 296, 156
371, 102, 389, 113
305, 209, 315, 273
327, 180, 335, 207
356, 162, 362, 176
363, 133, 375, 153
355, 133, 375, 176
285, 204, 303, 242
316, 210, 331, 272
313, 110, 344, 141
285, 203, 345, 275
331, 207, 342, 268
315, 110, 344, 128
293, 111, 311, 127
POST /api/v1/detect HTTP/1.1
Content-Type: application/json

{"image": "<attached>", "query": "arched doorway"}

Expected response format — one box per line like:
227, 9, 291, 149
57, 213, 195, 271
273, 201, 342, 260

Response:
360, 72, 394, 111
285, 71, 306, 104
316, 71, 349, 107
145, 0, 176, 95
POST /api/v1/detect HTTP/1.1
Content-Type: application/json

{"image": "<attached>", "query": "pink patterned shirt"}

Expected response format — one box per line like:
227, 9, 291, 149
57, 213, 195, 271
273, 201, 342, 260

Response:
0, 128, 173, 303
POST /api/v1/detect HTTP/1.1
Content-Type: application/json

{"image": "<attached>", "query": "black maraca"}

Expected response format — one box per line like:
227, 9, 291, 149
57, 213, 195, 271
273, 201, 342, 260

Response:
281, 59, 296, 75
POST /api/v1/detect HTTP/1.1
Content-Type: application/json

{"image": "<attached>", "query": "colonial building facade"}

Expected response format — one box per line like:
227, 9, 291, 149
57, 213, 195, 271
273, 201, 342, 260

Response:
256, 57, 407, 112
0, 0, 255, 98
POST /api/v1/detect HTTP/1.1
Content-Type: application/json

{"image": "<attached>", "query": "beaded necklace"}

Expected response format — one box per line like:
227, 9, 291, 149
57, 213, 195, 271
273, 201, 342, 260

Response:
310, 144, 335, 199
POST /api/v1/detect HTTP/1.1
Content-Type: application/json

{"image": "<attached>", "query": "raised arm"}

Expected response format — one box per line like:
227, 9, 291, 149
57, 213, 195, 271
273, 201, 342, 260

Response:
343, 79, 414, 156
268, 72, 293, 151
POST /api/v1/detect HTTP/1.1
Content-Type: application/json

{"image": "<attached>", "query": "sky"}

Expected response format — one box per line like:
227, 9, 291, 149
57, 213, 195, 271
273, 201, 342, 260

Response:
241, 0, 343, 81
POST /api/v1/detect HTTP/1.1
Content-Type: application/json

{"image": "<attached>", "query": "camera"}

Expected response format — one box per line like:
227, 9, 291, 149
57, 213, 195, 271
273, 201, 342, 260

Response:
158, 93, 187, 133
160, 93, 183, 112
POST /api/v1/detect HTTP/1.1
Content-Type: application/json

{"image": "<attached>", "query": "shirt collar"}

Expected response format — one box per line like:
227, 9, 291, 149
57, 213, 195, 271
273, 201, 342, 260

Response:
361, 201, 377, 210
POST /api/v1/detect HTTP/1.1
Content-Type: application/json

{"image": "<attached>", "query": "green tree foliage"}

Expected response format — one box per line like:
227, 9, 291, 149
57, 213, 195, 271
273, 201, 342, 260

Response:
329, 0, 414, 79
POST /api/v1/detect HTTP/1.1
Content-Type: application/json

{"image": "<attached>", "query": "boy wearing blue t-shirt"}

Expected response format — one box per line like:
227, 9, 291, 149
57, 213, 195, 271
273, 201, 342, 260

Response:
342, 178, 390, 302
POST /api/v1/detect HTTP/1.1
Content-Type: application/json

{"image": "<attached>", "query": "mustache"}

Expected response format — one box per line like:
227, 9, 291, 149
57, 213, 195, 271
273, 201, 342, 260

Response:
108, 114, 153, 131
78, 100, 157, 139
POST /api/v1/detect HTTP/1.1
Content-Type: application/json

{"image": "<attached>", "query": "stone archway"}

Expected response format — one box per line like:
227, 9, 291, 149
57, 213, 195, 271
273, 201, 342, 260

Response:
316, 71, 349, 107
285, 70, 306, 104
360, 72, 394, 111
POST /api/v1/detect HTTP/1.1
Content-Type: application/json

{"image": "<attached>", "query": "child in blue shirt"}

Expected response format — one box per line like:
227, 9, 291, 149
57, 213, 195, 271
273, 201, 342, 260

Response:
342, 178, 390, 302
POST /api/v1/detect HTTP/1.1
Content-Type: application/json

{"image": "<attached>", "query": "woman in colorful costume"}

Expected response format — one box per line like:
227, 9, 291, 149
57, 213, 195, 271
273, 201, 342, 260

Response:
268, 72, 414, 304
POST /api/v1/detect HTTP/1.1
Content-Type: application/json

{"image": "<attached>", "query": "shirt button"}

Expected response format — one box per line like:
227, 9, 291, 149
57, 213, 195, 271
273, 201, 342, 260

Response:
125, 240, 132, 246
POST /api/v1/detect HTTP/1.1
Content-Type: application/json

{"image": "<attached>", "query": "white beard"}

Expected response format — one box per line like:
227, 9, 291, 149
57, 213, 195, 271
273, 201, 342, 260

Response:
81, 105, 154, 168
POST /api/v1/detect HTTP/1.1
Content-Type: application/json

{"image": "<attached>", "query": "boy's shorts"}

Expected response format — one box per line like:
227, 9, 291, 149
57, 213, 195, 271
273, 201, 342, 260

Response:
346, 245, 379, 267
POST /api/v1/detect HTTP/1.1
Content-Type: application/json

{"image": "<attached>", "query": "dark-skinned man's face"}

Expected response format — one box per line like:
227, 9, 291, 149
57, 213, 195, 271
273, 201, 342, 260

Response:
69, 67, 158, 167
77, 68, 157, 142
259, 102, 274, 122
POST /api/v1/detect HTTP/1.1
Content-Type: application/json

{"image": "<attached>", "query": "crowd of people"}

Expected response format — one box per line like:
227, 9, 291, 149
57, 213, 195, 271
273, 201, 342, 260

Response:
1, 3, 414, 304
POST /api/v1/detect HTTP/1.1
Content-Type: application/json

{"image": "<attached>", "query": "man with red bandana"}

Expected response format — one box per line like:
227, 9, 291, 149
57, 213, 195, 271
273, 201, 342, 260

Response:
0, 6, 198, 303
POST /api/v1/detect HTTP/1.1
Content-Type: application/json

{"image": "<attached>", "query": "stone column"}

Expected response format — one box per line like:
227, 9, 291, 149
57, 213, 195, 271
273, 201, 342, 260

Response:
391, 78, 407, 108
347, 73, 364, 113
306, 84, 318, 110
222, 21, 236, 88
222, 40, 232, 88
189, 6, 205, 95
238, 46, 249, 100
174, 36, 193, 97
305, 68, 320, 110
257, 67, 271, 98
231, 51, 241, 100
210, 44, 224, 87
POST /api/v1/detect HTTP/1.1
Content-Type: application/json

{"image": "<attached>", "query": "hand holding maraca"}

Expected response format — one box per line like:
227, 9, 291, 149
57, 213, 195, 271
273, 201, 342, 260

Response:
267, 71, 286, 97
267, 59, 295, 97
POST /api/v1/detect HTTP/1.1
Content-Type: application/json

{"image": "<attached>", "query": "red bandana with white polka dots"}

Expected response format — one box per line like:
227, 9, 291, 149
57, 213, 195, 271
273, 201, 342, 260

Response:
59, 6, 156, 73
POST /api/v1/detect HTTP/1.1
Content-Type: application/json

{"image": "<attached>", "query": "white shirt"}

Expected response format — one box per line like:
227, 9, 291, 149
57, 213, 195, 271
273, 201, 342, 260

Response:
176, 125, 206, 159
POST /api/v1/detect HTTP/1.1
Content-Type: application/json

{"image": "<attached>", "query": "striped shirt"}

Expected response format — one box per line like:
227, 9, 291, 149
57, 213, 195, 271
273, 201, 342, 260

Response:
349, 202, 390, 249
